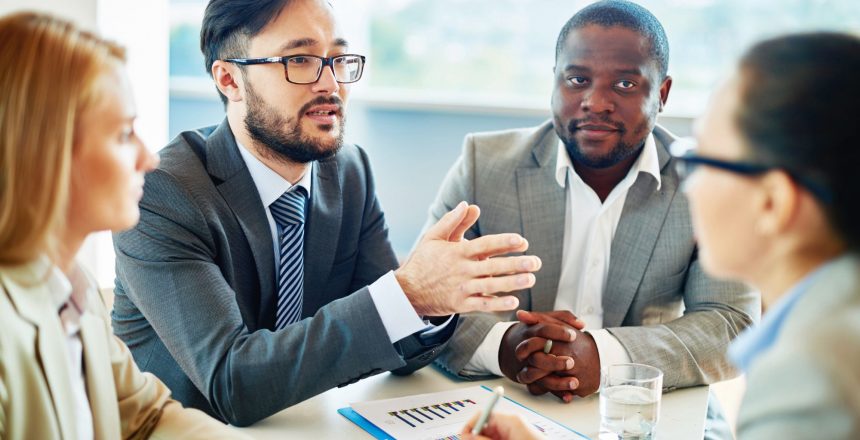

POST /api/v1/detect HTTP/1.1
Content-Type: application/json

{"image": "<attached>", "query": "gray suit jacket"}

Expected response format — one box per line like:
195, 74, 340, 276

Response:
738, 254, 860, 439
426, 121, 759, 389
112, 120, 455, 426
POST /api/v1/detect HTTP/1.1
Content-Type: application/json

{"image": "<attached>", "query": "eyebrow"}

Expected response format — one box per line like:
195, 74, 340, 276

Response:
279, 37, 349, 53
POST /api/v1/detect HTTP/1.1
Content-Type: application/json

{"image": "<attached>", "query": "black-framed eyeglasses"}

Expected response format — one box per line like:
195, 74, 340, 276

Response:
670, 138, 832, 204
224, 54, 366, 85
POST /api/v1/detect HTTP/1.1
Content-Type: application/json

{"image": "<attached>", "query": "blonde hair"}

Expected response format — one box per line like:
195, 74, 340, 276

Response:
0, 12, 125, 265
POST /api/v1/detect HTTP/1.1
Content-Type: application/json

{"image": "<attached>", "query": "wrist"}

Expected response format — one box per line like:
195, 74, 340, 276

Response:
498, 323, 523, 381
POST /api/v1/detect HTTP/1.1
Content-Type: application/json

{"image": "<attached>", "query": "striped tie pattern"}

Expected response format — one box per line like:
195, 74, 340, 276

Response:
269, 187, 307, 330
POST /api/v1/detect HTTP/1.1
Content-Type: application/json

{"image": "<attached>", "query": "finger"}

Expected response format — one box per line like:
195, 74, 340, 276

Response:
471, 255, 541, 277
516, 365, 552, 384
424, 201, 468, 241
448, 205, 480, 242
514, 337, 549, 362
535, 374, 580, 392
459, 273, 535, 296
460, 294, 519, 313
551, 390, 575, 403
464, 233, 529, 259
525, 322, 577, 343
527, 382, 550, 396
461, 412, 481, 434
527, 352, 575, 372
517, 310, 585, 330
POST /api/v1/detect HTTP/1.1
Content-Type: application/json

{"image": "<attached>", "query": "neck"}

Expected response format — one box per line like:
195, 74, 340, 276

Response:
55, 230, 86, 275
753, 242, 844, 307
572, 149, 640, 202
227, 107, 309, 184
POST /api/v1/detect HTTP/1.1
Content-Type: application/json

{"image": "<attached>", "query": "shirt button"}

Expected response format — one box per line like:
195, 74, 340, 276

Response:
587, 306, 594, 313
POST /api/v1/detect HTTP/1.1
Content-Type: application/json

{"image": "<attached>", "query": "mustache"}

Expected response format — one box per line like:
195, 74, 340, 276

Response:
298, 95, 345, 115
567, 116, 626, 133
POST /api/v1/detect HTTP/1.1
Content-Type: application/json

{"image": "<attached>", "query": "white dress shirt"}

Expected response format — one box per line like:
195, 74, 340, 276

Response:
46, 262, 95, 440
236, 142, 431, 343
464, 134, 662, 378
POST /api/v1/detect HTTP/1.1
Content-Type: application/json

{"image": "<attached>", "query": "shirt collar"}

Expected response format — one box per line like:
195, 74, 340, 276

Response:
728, 260, 834, 372
555, 133, 662, 191
236, 140, 313, 208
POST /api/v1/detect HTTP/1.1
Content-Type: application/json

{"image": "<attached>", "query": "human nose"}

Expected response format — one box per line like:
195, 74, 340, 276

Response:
580, 86, 614, 113
311, 61, 340, 95
135, 138, 159, 172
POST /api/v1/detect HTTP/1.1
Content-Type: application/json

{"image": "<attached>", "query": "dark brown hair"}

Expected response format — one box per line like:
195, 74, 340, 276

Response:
736, 32, 860, 251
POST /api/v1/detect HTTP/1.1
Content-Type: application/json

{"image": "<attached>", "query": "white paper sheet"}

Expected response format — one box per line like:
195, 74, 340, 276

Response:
349, 385, 587, 440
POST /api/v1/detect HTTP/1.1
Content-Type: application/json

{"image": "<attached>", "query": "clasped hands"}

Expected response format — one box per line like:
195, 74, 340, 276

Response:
499, 310, 601, 402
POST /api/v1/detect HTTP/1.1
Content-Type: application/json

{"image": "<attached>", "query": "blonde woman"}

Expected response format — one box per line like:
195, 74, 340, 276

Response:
0, 12, 245, 439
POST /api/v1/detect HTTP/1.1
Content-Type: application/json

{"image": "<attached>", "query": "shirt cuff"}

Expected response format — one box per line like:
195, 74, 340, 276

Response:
368, 271, 427, 343
462, 321, 517, 377
587, 328, 632, 385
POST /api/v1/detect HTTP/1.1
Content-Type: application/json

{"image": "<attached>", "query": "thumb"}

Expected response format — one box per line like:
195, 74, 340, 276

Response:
424, 201, 469, 241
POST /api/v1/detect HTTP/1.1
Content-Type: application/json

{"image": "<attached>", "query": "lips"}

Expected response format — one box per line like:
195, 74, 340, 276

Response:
303, 104, 341, 125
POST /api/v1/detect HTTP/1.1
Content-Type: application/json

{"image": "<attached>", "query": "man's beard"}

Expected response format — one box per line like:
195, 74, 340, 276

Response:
244, 82, 345, 164
556, 115, 649, 169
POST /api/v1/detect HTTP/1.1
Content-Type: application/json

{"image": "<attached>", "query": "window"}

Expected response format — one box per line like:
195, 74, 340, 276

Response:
170, 0, 860, 116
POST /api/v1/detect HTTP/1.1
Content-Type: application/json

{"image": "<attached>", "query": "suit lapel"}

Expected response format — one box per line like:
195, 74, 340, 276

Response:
206, 120, 277, 329
517, 123, 565, 311
302, 158, 342, 316
80, 313, 120, 439
0, 261, 78, 439
603, 130, 676, 327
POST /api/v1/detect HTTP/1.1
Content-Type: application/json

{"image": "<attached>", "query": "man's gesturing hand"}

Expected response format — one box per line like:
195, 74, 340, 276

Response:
396, 202, 542, 316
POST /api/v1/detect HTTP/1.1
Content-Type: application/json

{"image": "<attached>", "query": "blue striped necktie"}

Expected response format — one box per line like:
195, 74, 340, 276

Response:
269, 186, 307, 330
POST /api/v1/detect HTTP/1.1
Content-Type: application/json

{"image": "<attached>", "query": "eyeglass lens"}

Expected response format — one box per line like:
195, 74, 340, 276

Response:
286, 55, 363, 84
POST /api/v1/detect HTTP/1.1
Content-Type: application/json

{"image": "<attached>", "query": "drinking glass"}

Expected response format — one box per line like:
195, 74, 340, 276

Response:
599, 363, 663, 439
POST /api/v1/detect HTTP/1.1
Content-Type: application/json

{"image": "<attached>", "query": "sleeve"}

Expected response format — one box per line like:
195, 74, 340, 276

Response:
113, 168, 409, 426
420, 134, 511, 378
606, 254, 760, 389
89, 283, 247, 439
348, 145, 460, 376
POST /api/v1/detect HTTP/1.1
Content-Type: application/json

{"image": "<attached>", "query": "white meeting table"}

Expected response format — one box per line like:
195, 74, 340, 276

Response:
234, 367, 709, 439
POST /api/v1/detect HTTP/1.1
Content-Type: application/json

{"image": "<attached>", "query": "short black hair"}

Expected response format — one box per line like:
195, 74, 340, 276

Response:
200, 0, 291, 105
555, 0, 669, 79
736, 32, 860, 252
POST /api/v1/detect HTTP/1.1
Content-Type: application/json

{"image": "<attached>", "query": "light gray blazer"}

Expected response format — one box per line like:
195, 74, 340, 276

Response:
112, 120, 455, 426
425, 121, 759, 389
737, 254, 860, 439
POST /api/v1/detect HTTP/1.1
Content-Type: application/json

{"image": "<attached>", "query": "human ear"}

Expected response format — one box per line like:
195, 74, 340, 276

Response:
658, 75, 672, 112
211, 60, 243, 103
755, 171, 799, 236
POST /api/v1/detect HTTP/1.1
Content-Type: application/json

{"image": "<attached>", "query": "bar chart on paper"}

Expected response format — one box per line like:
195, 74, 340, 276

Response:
340, 385, 589, 440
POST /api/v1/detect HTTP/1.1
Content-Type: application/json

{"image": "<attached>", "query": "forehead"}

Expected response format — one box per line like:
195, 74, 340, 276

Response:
695, 75, 746, 157
88, 65, 135, 118
249, 0, 345, 54
558, 24, 655, 73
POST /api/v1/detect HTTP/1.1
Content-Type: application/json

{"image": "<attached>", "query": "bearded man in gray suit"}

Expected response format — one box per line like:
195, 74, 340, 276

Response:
425, 0, 759, 427
111, 0, 542, 427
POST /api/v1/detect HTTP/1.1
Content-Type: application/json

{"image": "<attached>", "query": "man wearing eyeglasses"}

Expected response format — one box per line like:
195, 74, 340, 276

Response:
110, 0, 542, 426
425, 1, 759, 438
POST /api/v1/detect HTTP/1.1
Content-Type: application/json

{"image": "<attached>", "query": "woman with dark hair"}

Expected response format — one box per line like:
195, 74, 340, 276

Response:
678, 32, 860, 438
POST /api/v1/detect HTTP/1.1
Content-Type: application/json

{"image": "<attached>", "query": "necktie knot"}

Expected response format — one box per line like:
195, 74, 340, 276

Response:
270, 187, 307, 228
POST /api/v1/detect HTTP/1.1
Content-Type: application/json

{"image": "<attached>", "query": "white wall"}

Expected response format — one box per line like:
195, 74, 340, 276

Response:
0, 0, 97, 30
2, 0, 169, 287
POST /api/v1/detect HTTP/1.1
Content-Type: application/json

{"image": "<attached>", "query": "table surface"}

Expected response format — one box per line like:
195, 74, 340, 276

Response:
234, 367, 709, 439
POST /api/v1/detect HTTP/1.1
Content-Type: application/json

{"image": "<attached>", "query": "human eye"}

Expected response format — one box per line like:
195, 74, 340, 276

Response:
288, 56, 311, 66
119, 127, 133, 143
567, 76, 588, 86
615, 79, 636, 90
